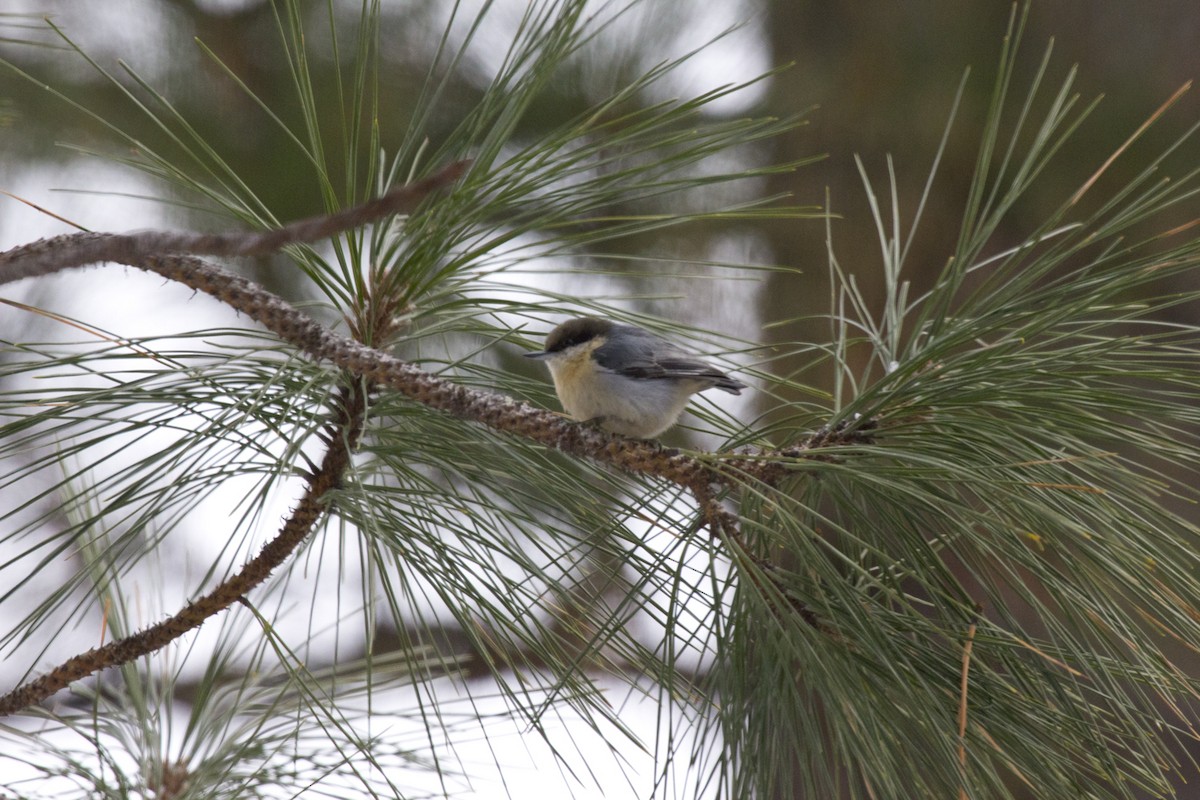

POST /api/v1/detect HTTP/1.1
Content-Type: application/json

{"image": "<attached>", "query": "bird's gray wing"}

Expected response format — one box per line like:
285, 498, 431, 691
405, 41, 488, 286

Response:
595, 326, 745, 393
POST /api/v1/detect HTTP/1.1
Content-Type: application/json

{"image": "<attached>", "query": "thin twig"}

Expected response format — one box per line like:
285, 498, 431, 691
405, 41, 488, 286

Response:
0, 189, 88, 231
0, 159, 471, 283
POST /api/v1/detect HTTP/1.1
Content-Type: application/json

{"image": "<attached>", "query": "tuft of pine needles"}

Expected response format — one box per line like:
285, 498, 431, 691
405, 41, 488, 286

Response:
4, 2, 1200, 800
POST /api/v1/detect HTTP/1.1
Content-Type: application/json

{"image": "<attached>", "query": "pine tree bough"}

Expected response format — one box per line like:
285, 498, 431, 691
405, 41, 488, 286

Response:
0, 160, 472, 281
0, 162, 868, 715
0, 383, 368, 717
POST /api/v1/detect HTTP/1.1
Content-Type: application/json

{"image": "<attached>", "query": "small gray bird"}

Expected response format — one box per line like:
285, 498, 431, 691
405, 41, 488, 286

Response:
525, 316, 746, 438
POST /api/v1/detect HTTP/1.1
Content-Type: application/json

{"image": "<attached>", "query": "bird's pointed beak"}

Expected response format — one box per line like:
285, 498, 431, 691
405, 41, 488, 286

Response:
524, 351, 551, 360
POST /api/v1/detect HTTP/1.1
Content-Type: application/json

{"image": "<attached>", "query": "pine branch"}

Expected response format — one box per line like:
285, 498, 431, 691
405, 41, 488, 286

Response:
0, 165, 860, 498
0, 161, 854, 715
0, 382, 367, 716
0, 159, 471, 282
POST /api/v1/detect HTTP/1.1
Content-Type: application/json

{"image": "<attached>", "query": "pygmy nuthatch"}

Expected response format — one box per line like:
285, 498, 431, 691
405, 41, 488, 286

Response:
525, 316, 746, 438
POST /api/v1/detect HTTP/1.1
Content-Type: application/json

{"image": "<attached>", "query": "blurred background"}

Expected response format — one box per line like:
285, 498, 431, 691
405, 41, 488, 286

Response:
3, 1, 1200, 797
4, 0, 1198, 404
